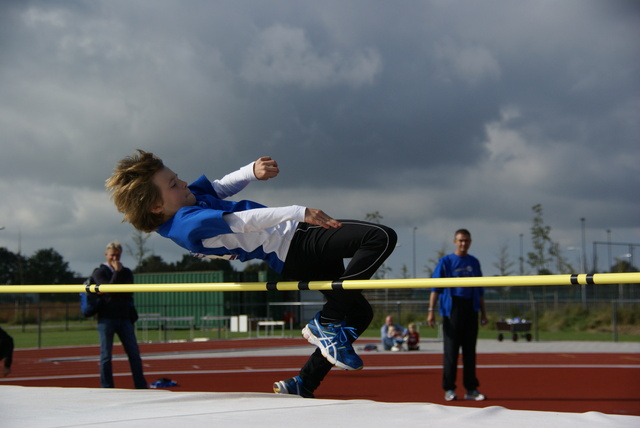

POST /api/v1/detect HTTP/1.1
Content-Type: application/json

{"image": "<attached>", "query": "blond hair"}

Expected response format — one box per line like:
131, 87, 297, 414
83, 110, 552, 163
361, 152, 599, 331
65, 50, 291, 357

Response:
105, 150, 166, 232
105, 241, 123, 252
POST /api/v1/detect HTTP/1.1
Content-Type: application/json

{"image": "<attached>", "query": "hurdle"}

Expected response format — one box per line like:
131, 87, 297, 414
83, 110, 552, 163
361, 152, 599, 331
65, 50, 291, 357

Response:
0, 272, 638, 293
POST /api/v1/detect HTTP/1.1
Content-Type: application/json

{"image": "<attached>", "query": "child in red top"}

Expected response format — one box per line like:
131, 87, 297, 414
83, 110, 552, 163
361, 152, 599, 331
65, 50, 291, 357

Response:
407, 322, 420, 351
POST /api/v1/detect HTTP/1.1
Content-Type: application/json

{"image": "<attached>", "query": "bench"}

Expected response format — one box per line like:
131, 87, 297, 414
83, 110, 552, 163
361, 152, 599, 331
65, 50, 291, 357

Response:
256, 320, 286, 338
200, 316, 231, 339
136, 313, 162, 343
162, 316, 195, 341
136, 314, 195, 342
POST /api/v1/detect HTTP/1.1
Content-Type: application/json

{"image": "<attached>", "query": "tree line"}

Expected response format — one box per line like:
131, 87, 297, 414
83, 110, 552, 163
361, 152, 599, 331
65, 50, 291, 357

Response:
0, 245, 255, 286
416, 204, 636, 277
0, 204, 635, 292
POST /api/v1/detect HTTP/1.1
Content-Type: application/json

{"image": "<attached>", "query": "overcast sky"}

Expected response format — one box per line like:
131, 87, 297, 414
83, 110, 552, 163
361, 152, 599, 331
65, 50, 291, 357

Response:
0, 0, 638, 280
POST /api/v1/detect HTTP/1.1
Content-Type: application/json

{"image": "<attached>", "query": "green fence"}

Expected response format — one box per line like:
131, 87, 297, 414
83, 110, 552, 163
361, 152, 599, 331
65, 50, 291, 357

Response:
134, 272, 226, 330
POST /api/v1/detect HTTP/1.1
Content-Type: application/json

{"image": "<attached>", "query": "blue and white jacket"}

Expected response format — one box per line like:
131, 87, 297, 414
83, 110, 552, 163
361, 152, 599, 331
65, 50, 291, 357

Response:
157, 162, 305, 273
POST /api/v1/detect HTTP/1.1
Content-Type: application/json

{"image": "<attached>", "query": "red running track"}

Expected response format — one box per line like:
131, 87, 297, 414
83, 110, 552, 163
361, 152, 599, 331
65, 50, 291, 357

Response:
1, 338, 639, 416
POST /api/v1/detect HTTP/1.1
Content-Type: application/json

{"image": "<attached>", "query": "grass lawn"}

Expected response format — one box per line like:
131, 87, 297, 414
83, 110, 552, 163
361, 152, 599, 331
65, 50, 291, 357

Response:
3, 321, 637, 350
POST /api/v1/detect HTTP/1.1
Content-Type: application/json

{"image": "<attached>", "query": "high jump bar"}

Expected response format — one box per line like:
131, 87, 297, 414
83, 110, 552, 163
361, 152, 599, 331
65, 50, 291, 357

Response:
0, 272, 638, 293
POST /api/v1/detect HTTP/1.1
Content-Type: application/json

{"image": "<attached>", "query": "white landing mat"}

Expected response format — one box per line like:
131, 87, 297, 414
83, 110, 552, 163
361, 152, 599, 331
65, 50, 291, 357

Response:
1, 385, 638, 428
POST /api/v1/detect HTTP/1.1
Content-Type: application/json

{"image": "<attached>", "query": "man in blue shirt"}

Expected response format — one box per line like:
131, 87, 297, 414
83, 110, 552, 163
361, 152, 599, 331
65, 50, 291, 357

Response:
427, 229, 487, 402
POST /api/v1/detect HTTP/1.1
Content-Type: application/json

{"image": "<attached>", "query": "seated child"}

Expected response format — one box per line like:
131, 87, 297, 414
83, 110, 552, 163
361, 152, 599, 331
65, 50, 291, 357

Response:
381, 315, 407, 350
387, 325, 406, 351
406, 322, 420, 351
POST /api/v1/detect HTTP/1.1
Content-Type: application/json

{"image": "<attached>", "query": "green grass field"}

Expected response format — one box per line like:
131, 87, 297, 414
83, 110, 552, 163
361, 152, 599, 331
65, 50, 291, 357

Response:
3, 300, 638, 349
3, 320, 637, 350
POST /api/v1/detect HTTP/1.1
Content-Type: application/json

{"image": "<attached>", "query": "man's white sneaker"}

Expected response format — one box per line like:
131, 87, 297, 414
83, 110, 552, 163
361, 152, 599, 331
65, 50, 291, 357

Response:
464, 390, 486, 401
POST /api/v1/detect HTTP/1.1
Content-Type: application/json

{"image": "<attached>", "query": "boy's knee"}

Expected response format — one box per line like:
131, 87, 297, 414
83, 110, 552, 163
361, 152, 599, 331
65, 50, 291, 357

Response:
385, 226, 398, 246
376, 225, 397, 252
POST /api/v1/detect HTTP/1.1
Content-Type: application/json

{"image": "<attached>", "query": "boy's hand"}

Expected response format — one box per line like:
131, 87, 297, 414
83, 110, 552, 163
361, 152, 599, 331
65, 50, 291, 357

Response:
254, 156, 279, 180
305, 208, 342, 229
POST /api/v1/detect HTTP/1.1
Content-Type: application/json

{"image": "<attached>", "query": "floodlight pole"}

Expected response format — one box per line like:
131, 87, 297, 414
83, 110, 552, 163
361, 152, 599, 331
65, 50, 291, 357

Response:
413, 227, 417, 278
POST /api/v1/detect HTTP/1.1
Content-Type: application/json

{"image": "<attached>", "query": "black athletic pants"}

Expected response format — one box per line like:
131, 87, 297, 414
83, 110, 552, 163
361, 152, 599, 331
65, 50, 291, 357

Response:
281, 220, 397, 395
442, 296, 480, 392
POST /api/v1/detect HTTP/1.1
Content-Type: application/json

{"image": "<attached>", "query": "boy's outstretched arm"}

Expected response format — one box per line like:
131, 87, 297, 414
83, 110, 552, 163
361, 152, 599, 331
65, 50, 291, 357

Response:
254, 156, 279, 180
304, 208, 342, 229
224, 206, 342, 233
213, 155, 278, 199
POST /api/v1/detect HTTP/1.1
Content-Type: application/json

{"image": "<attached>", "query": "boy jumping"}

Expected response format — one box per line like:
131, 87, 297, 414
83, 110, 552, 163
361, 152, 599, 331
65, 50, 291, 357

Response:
106, 150, 396, 398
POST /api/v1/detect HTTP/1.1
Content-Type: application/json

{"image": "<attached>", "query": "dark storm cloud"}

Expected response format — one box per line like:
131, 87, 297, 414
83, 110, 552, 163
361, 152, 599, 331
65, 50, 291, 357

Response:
0, 0, 637, 276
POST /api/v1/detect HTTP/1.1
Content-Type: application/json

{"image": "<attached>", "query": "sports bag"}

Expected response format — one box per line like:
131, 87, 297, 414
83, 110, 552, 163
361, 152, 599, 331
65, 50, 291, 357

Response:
80, 277, 102, 317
